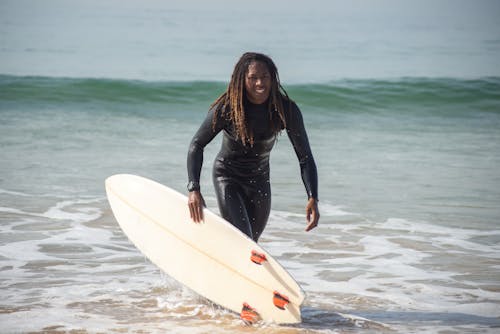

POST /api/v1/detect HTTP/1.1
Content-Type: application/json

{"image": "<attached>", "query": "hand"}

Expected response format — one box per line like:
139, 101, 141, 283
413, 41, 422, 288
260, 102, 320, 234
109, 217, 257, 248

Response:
188, 191, 206, 223
305, 197, 319, 232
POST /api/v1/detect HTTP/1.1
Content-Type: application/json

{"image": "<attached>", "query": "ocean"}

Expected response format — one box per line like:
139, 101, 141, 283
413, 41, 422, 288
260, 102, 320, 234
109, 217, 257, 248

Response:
1, 1, 500, 333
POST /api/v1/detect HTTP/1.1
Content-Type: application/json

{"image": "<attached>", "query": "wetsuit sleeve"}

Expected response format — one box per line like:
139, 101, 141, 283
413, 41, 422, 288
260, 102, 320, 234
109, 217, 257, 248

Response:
186, 108, 224, 192
286, 102, 319, 199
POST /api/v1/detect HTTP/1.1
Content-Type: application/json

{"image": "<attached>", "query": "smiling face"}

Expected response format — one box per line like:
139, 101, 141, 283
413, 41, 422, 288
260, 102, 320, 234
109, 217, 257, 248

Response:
244, 61, 271, 104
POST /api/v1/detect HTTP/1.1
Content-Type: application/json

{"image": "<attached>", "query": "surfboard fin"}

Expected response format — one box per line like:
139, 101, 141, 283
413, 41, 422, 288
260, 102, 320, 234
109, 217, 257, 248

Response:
240, 303, 260, 324
273, 291, 290, 310
250, 250, 267, 265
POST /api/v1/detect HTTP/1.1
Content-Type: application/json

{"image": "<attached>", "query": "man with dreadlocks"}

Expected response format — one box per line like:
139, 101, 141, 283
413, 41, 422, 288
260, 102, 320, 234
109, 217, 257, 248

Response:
187, 52, 319, 242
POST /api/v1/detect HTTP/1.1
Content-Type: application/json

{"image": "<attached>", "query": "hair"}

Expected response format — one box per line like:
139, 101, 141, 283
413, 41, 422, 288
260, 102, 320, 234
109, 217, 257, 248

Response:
210, 52, 291, 146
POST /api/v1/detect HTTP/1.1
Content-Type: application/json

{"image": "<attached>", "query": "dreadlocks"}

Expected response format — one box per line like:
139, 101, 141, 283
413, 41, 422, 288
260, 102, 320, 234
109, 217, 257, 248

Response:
210, 52, 291, 147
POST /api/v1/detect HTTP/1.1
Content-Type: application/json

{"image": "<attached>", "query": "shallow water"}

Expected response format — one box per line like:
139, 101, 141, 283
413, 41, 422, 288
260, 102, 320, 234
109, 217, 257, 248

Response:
2, 76, 500, 332
1, 189, 499, 333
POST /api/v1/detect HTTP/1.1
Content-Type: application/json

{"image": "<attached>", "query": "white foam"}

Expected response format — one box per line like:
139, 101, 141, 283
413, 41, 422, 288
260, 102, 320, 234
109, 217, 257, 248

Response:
273, 213, 500, 321
0, 206, 30, 215
270, 209, 303, 219
2, 192, 499, 331
320, 202, 360, 217
0, 189, 32, 197
42, 199, 103, 223
1, 198, 103, 224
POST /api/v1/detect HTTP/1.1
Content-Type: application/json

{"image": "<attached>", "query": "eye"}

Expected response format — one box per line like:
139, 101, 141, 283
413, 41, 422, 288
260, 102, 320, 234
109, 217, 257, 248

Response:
248, 74, 269, 81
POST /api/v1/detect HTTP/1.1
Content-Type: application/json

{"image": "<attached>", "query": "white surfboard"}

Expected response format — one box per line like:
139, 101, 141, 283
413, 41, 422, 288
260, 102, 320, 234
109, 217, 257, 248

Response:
105, 174, 305, 324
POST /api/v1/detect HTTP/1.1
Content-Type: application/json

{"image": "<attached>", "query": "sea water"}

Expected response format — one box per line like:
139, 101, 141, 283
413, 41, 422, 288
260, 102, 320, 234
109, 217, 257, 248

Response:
1, 1, 500, 333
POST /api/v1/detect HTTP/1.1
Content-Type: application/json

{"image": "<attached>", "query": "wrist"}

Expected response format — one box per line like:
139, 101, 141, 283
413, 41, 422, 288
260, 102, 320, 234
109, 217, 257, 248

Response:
187, 181, 200, 192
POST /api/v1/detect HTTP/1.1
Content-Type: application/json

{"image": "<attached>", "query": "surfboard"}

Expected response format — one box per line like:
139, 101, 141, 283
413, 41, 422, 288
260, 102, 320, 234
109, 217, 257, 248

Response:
105, 174, 305, 324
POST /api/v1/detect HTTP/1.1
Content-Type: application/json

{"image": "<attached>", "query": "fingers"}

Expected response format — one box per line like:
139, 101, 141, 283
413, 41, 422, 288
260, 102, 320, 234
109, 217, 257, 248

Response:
188, 202, 201, 223
305, 213, 318, 231
189, 202, 203, 223
188, 191, 205, 223
305, 198, 320, 232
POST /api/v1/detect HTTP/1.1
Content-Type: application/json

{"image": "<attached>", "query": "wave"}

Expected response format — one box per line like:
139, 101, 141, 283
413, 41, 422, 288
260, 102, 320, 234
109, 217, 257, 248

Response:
291, 77, 500, 113
1, 74, 499, 113
0, 75, 227, 106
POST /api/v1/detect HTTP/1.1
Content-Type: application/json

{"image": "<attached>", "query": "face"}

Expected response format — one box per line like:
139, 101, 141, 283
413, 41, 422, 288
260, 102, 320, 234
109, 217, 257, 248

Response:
244, 61, 271, 104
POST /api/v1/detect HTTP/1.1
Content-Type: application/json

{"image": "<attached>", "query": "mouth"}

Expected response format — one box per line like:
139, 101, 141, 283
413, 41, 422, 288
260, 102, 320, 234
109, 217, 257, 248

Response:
246, 85, 270, 103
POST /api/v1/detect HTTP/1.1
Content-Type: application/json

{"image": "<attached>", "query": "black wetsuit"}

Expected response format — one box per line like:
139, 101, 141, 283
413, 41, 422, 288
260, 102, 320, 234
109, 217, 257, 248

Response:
187, 98, 318, 242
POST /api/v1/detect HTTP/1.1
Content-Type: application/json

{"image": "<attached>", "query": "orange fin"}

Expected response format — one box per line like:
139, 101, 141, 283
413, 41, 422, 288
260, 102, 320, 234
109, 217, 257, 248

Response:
273, 291, 290, 310
240, 303, 260, 324
251, 250, 267, 265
